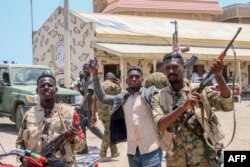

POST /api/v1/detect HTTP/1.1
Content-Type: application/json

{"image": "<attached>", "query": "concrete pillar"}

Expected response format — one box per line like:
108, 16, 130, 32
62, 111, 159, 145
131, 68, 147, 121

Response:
237, 60, 242, 93
64, 0, 70, 88
153, 59, 157, 72
120, 57, 124, 88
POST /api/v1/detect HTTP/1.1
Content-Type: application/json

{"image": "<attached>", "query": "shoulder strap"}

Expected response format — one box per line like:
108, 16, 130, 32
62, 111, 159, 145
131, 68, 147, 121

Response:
159, 87, 174, 114
224, 45, 237, 149
200, 86, 236, 150
57, 103, 67, 132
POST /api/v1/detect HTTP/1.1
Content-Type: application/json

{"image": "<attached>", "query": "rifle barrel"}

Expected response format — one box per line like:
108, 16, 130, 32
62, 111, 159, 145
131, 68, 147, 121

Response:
219, 27, 242, 60
197, 27, 242, 93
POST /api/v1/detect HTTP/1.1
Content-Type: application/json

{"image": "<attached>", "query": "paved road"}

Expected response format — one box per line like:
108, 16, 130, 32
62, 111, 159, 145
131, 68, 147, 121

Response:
0, 101, 249, 166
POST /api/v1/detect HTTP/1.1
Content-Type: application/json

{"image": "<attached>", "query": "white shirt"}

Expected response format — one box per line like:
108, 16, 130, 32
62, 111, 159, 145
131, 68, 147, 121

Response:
123, 92, 160, 155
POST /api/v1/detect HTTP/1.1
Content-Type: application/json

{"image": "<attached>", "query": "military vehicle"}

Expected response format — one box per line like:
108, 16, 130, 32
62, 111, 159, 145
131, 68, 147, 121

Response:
0, 64, 82, 131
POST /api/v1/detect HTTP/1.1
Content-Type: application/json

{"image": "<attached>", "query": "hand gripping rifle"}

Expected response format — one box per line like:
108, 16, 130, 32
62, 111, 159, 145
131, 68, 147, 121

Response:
41, 111, 84, 167
171, 20, 190, 54
182, 28, 242, 134
171, 20, 196, 67
41, 131, 70, 159
196, 27, 242, 93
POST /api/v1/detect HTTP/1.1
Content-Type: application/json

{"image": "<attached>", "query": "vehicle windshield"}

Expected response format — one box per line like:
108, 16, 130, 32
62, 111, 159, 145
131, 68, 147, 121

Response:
12, 67, 53, 85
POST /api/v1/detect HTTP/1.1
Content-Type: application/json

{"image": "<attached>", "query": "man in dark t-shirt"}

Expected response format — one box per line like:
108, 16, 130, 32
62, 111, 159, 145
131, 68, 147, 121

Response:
78, 63, 103, 154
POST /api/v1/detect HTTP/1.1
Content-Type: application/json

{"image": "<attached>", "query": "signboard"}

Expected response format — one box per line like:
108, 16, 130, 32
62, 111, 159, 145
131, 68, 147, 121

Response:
54, 41, 64, 70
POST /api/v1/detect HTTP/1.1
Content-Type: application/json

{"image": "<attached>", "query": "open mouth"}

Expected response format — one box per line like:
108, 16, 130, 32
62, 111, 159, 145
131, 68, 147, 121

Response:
168, 74, 177, 78
45, 92, 51, 96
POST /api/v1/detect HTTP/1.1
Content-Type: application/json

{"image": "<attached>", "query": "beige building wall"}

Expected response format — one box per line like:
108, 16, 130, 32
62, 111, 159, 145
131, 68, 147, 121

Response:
33, 7, 95, 84
95, 49, 160, 87
32, 8, 250, 93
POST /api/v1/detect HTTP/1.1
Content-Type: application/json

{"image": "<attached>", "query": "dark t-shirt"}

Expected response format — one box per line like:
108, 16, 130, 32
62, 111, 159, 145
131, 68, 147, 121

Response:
81, 75, 94, 111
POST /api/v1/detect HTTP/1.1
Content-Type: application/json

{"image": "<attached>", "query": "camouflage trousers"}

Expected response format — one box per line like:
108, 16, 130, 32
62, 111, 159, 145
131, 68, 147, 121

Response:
99, 118, 118, 158
166, 155, 219, 167
165, 136, 220, 167
80, 110, 104, 140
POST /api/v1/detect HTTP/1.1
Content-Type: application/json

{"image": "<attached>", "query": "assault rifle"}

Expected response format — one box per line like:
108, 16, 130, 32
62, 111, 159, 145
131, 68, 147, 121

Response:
41, 111, 84, 164
196, 27, 242, 93
182, 28, 242, 130
171, 20, 196, 67
171, 20, 190, 54
41, 131, 70, 158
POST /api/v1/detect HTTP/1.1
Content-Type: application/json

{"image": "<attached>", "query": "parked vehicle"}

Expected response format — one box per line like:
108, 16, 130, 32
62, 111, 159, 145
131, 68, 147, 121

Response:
210, 83, 241, 102
0, 64, 82, 131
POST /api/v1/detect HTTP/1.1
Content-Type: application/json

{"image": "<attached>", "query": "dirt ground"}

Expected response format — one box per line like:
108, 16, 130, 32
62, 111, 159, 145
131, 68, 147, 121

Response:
0, 101, 249, 167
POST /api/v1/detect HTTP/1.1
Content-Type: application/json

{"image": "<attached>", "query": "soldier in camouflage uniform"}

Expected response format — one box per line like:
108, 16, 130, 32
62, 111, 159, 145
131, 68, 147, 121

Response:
145, 61, 168, 89
16, 73, 85, 167
92, 72, 121, 162
152, 53, 233, 167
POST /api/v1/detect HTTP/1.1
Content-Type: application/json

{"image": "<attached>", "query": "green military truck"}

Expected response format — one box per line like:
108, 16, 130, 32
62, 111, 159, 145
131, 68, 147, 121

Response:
0, 64, 82, 131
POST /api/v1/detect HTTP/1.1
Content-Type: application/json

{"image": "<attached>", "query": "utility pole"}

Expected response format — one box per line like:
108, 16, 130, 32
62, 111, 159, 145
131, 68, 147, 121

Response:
64, 0, 70, 87
30, 0, 33, 34
30, 0, 34, 64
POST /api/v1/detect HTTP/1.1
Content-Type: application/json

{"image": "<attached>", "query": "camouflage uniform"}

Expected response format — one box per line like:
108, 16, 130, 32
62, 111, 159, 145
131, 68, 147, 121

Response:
152, 79, 234, 167
93, 80, 121, 158
145, 72, 168, 89
16, 103, 86, 167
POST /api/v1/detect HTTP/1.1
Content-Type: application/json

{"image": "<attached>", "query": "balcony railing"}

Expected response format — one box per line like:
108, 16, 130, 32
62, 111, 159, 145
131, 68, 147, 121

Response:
214, 3, 250, 21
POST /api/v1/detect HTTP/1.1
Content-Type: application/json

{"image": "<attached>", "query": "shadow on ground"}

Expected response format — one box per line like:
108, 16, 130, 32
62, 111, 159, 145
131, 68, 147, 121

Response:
0, 123, 17, 135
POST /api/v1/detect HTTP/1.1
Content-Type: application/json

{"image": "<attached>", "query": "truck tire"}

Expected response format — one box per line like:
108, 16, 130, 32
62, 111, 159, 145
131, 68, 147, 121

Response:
15, 105, 25, 132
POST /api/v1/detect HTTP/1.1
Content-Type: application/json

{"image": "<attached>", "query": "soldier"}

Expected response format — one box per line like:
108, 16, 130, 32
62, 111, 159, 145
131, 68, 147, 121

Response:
16, 73, 85, 167
145, 61, 168, 89
152, 52, 234, 167
91, 72, 121, 162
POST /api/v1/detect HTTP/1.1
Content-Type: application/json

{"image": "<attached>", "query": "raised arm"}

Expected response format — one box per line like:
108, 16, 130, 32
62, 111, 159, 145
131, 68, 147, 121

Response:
90, 58, 116, 105
206, 59, 233, 111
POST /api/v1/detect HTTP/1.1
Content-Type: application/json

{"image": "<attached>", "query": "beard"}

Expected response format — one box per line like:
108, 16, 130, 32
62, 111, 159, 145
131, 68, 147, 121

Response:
170, 79, 179, 84
168, 74, 178, 83
127, 85, 141, 94
169, 77, 183, 85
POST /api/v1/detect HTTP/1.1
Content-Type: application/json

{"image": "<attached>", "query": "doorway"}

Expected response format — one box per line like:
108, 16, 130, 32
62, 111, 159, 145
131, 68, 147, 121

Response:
104, 64, 120, 79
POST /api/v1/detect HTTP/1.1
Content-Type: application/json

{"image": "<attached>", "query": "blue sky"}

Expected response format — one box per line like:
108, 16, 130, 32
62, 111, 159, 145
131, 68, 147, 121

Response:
0, 0, 249, 64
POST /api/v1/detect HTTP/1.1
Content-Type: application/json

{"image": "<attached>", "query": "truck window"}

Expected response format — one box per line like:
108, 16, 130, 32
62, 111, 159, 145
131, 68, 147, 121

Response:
12, 67, 52, 85
0, 68, 9, 83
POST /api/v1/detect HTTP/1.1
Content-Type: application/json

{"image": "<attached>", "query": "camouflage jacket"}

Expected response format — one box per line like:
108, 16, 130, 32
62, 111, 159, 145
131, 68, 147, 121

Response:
152, 79, 233, 130
144, 72, 168, 89
151, 79, 234, 165
92, 75, 159, 145
16, 103, 85, 167
94, 80, 121, 120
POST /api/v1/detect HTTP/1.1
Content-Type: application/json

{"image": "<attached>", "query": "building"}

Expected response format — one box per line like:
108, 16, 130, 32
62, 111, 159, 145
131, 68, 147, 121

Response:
32, 7, 250, 95
93, 0, 223, 21
214, 2, 250, 24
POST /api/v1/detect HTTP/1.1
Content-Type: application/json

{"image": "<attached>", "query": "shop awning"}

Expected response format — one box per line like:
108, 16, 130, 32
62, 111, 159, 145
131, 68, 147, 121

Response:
94, 42, 250, 60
